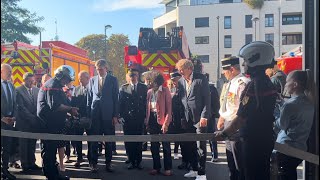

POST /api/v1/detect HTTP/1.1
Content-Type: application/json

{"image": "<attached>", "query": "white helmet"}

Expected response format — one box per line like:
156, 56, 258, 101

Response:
239, 41, 275, 68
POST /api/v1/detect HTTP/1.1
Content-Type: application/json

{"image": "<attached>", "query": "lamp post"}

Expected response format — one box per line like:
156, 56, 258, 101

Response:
251, 17, 259, 41
104, 25, 112, 59
217, 16, 220, 81
92, 50, 96, 61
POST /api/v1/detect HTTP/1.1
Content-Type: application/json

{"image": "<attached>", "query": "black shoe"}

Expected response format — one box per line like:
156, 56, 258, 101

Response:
105, 164, 114, 173
136, 163, 144, 170
112, 151, 118, 155
57, 175, 70, 180
2, 169, 16, 180
20, 168, 32, 174
127, 164, 135, 170
90, 164, 98, 173
125, 158, 130, 164
74, 162, 81, 168
29, 164, 42, 170
177, 162, 187, 170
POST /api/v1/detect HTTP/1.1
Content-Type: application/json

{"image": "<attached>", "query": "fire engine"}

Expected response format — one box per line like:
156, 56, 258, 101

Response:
277, 46, 303, 74
1, 40, 95, 87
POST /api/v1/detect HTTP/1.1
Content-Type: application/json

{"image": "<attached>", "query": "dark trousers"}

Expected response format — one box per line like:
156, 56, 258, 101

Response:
275, 152, 302, 180
180, 120, 207, 175
148, 112, 172, 170
208, 117, 218, 159
1, 123, 14, 171
41, 140, 59, 179
66, 127, 84, 161
241, 136, 274, 180
123, 120, 143, 165
19, 137, 37, 169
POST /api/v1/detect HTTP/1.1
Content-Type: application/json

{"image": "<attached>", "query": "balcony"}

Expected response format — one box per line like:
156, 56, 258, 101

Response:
153, 8, 178, 29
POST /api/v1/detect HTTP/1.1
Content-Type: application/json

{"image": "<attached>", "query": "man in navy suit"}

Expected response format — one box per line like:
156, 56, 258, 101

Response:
87, 59, 119, 173
176, 59, 211, 180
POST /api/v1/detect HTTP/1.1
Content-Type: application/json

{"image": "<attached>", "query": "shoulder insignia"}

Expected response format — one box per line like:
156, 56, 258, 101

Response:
238, 79, 245, 85
242, 96, 249, 105
122, 83, 129, 87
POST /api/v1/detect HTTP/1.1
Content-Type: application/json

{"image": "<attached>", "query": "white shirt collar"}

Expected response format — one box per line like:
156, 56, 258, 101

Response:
230, 73, 242, 84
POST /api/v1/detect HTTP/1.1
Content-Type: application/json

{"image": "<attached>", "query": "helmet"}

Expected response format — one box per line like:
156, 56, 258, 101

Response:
54, 65, 75, 81
239, 41, 275, 68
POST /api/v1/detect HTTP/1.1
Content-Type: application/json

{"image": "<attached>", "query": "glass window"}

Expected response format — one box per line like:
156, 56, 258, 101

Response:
195, 17, 209, 28
197, 55, 210, 63
245, 34, 253, 44
224, 54, 232, 58
224, 35, 232, 48
224, 16, 232, 29
158, 28, 165, 37
265, 14, 274, 27
195, 36, 209, 44
282, 33, 302, 45
282, 14, 302, 25
265, 33, 274, 45
245, 15, 253, 28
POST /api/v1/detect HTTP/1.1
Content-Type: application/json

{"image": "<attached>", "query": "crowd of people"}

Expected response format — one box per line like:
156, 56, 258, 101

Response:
1, 41, 315, 180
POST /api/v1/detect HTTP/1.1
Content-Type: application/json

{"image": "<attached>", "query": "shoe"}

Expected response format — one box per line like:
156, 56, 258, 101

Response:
136, 163, 143, 170
90, 164, 98, 173
173, 153, 179, 160
112, 151, 118, 155
149, 169, 160, 175
105, 163, 114, 173
9, 162, 21, 169
57, 175, 70, 180
125, 158, 130, 164
2, 169, 16, 180
163, 170, 173, 176
211, 157, 219, 162
20, 168, 32, 174
127, 164, 135, 170
195, 175, 207, 180
178, 162, 187, 170
74, 161, 81, 168
29, 164, 42, 170
184, 170, 198, 178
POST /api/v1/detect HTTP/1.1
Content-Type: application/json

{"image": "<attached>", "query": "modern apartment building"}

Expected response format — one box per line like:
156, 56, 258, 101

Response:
153, 0, 303, 82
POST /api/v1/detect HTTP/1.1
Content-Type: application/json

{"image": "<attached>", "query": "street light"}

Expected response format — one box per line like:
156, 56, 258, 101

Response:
216, 16, 220, 81
92, 50, 96, 61
104, 25, 112, 59
251, 17, 259, 41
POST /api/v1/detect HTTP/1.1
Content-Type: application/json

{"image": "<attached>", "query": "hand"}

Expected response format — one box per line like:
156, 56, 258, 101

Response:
217, 118, 225, 130
1, 117, 11, 125
112, 117, 118, 126
214, 131, 225, 141
199, 118, 207, 127
70, 107, 79, 116
161, 124, 169, 134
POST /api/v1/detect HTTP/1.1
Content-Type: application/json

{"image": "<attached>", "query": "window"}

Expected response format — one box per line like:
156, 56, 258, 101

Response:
265, 33, 274, 45
224, 35, 232, 48
282, 33, 302, 45
197, 55, 210, 63
158, 28, 165, 37
219, 0, 233, 3
282, 14, 302, 25
245, 34, 253, 44
195, 36, 209, 44
224, 16, 231, 29
265, 14, 274, 27
245, 15, 253, 28
224, 54, 232, 58
195, 17, 209, 28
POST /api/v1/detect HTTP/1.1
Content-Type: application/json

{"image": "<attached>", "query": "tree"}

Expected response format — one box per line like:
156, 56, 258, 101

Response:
244, 0, 264, 9
75, 34, 105, 61
1, 0, 44, 43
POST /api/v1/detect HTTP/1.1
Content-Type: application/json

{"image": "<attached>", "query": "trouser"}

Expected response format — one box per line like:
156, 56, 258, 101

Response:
241, 136, 274, 180
19, 137, 37, 169
1, 123, 14, 170
123, 121, 143, 165
41, 140, 59, 179
180, 120, 207, 175
148, 112, 172, 170
208, 117, 218, 159
69, 127, 84, 161
142, 125, 148, 150
274, 152, 302, 180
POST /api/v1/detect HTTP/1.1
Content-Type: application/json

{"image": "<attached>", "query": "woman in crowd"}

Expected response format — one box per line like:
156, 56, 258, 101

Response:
274, 69, 315, 180
145, 71, 173, 176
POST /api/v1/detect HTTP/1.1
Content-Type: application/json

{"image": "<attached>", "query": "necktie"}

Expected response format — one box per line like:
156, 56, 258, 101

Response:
4, 81, 13, 115
221, 82, 231, 113
133, 84, 136, 93
99, 77, 105, 95
28, 88, 34, 103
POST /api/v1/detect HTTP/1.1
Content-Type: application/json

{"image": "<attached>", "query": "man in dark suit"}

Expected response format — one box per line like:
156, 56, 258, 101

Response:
1, 63, 17, 180
87, 59, 119, 173
176, 59, 211, 180
119, 69, 147, 170
16, 72, 41, 173
70, 71, 90, 168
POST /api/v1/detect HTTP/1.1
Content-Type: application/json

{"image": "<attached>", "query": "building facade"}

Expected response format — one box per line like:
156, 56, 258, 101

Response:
153, 0, 303, 82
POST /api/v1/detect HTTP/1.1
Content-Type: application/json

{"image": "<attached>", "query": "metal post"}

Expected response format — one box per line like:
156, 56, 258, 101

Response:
255, 21, 257, 41
217, 16, 220, 81
104, 25, 112, 60
278, 1, 282, 57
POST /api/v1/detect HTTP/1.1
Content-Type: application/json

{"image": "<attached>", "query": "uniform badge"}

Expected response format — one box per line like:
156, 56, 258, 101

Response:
242, 96, 249, 105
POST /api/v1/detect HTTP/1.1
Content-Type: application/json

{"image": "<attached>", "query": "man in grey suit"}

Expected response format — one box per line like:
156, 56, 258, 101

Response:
1, 63, 17, 180
16, 72, 42, 173
87, 59, 119, 173
176, 59, 211, 180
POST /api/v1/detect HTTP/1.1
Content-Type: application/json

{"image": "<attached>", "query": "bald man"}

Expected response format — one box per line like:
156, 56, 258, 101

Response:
1, 63, 17, 180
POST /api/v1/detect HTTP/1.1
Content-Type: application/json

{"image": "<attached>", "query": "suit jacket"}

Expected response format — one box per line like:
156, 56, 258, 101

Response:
87, 74, 119, 129
119, 83, 148, 122
178, 73, 211, 124
15, 85, 39, 132
1, 80, 16, 129
71, 85, 88, 117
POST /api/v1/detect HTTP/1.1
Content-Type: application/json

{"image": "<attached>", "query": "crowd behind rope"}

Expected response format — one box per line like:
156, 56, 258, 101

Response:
1, 41, 315, 180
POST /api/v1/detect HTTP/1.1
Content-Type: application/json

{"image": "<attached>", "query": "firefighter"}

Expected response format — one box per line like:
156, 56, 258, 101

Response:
37, 65, 79, 180
215, 41, 278, 180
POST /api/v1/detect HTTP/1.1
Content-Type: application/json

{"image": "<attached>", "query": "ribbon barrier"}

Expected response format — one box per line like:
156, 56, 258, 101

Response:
1, 129, 319, 165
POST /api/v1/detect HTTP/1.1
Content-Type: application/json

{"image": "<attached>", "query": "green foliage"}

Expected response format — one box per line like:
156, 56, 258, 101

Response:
75, 34, 105, 61
244, 0, 264, 9
1, 0, 44, 43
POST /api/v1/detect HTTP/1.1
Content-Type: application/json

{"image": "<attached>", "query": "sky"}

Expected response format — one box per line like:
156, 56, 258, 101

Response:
19, 0, 165, 46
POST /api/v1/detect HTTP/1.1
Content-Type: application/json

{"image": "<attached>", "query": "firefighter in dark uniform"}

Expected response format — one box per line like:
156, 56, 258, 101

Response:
215, 41, 278, 180
37, 65, 79, 180
119, 69, 148, 170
